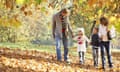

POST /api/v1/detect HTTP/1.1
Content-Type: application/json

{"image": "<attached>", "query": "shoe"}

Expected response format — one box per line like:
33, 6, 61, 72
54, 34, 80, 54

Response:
102, 67, 105, 71
65, 59, 71, 64
95, 65, 98, 69
79, 61, 84, 65
109, 65, 113, 68
57, 59, 62, 62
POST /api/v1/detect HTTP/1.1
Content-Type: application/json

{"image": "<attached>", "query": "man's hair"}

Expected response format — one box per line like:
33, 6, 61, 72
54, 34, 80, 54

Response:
100, 17, 109, 26
61, 8, 68, 14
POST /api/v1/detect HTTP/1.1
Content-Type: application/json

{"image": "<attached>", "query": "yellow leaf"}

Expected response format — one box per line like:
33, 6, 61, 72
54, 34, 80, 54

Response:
16, 0, 25, 5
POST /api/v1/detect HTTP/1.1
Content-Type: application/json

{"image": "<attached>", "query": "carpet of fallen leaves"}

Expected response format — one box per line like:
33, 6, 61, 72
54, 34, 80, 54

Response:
0, 47, 120, 72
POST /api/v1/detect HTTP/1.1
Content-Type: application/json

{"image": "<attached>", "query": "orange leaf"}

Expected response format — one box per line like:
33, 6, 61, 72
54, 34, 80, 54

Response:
88, 0, 97, 7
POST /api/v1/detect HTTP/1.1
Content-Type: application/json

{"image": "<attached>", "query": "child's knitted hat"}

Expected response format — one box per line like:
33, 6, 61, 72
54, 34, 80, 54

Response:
77, 28, 85, 34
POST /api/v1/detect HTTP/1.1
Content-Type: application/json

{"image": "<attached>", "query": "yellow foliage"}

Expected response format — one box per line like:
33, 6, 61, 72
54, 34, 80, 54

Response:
3, 20, 10, 27
10, 18, 21, 28
16, 0, 25, 5
109, 16, 116, 23
0, 17, 21, 28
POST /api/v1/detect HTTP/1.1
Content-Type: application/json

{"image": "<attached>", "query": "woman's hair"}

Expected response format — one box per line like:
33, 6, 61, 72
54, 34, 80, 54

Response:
100, 17, 109, 26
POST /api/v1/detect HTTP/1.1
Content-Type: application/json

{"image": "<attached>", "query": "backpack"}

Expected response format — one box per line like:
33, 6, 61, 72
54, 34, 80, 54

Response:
107, 26, 116, 40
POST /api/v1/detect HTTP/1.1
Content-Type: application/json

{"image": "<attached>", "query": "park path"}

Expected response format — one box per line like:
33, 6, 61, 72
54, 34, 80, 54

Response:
0, 47, 120, 72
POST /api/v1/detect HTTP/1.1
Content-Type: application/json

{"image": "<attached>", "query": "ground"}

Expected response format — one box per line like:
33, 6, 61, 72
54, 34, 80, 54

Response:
0, 46, 120, 72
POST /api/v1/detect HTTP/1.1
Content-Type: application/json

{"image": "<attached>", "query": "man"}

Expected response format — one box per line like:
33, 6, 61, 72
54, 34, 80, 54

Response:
52, 8, 73, 62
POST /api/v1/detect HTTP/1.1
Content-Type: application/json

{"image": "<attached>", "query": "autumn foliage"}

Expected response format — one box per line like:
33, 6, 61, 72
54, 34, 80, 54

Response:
0, 47, 120, 72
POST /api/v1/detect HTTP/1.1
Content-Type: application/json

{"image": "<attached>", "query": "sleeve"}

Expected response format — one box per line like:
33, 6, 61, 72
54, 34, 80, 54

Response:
52, 15, 56, 38
98, 24, 102, 38
73, 36, 78, 40
67, 17, 73, 36
91, 35, 93, 42
85, 36, 90, 43
110, 26, 116, 38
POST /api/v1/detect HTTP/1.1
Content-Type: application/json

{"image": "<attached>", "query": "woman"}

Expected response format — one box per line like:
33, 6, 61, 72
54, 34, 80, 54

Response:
98, 17, 113, 70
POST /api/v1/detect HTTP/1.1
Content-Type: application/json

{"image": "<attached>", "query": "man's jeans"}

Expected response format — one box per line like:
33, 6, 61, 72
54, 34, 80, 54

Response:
92, 46, 99, 67
55, 35, 68, 61
100, 41, 113, 68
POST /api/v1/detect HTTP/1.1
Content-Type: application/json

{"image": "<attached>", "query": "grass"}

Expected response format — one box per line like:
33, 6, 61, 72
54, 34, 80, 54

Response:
0, 42, 79, 55
0, 42, 119, 59
0, 42, 55, 53
0, 42, 92, 59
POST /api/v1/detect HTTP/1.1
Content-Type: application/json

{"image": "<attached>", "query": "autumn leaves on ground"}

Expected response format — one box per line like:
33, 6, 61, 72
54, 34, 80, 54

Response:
0, 47, 120, 72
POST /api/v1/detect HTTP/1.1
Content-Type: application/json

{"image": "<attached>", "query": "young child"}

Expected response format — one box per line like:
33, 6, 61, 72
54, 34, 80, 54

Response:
91, 27, 100, 68
75, 28, 90, 64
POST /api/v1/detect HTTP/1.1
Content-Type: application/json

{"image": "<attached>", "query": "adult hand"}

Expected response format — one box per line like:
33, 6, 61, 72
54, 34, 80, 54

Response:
71, 34, 74, 38
53, 34, 55, 39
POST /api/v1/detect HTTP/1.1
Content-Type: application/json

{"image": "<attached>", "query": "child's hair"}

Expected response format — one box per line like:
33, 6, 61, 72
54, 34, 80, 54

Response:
94, 27, 99, 32
100, 17, 109, 26
78, 30, 83, 35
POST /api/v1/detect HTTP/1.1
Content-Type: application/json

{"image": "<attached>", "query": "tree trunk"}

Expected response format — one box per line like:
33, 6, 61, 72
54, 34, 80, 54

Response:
5, 0, 15, 10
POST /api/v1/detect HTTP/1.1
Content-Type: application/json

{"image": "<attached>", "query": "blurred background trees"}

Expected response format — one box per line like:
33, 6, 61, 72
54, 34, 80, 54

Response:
0, 0, 120, 48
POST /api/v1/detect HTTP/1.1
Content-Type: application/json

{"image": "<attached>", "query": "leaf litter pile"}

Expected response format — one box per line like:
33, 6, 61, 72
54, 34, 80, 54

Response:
0, 47, 120, 72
